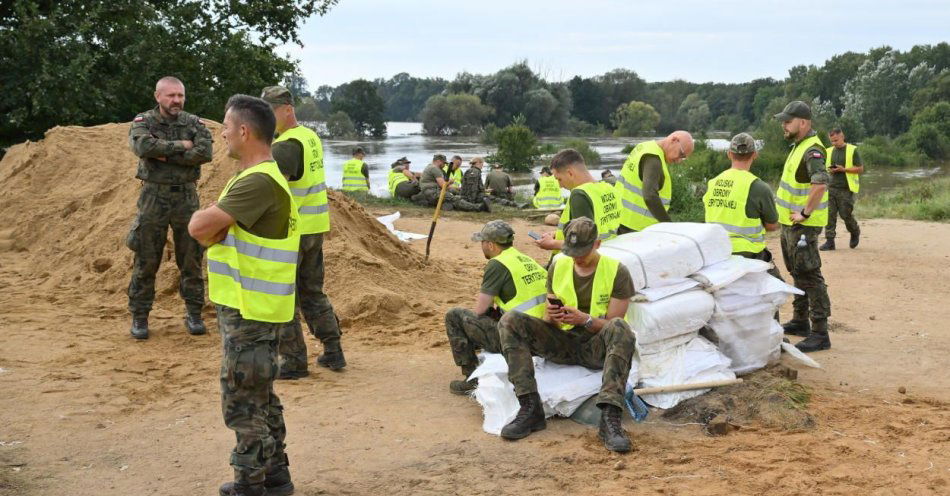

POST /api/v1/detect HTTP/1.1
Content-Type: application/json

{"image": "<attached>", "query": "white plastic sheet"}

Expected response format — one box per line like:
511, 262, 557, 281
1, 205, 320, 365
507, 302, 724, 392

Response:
637, 336, 736, 409
374, 212, 428, 242
627, 289, 715, 354
690, 255, 772, 291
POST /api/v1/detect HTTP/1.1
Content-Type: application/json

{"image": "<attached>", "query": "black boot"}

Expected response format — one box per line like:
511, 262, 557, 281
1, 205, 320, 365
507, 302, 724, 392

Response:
850, 231, 860, 249
782, 319, 810, 337
819, 239, 835, 251
796, 319, 831, 353
317, 342, 347, 371
449, 378, 478, 395
277, 367, 309, 380
219, 481, 266, 496
264, 456, 295, 496
598, 404, 632, 453
481, 197, 492, 213
500, 392, 546, 440
130, 316, 149, 340
184, 313, 207, 335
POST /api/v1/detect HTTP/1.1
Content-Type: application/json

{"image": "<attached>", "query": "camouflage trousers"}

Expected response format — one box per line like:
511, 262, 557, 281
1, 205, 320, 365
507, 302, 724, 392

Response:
444, 308, 502, 375
394, 181, 421, 200
780, 225, 831, 322
277, 233, 342, 374
411, 188, 484, 212
217, 304, 287, 485
126, 182, 204, 317
825, 187, 860, 240
498, 313, 636, 409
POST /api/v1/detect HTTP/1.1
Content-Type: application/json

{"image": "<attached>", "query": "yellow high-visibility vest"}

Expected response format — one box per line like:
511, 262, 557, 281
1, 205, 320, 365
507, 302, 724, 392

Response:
551, 254, 620, 331
703, 168, 766, 254
443, 165, 463, 185
342, 158, 369, 191
388, 168, 410, 196
776, 135, 828, 227
555, 182, 620, 244
490, 247, 548, 318
533, 175, 564, 208
207, 161, 301, 323
273, 126, 329, 234
825, 144, 860, 193
616, 140, 671, 231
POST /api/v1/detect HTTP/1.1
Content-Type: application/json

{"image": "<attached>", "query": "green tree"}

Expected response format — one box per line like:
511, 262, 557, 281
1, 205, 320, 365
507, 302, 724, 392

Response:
842, 50, 936, 137
419, 93, 492, 136
909, 102, 950, 160
331, 79, 386, 137
0, 0, 339, 146
295, 97, 322, 122
679, 93, 711, 133
610, 101, 660, 137
375, 73, 447, 121
325, 111, 357, 139
493, 117, 539, 172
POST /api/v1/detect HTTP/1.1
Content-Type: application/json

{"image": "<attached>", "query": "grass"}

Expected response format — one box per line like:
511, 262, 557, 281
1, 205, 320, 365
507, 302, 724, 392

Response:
860, 176, 950, 222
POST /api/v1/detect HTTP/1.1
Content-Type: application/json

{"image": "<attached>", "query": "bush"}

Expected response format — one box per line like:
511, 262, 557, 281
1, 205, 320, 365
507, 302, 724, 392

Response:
858, 135, 927, 167
560, 138, 601, 166
481, 123, 501, 144
566, 118, 610, 137
494, 122, 539, 172
420, 93, 492, 136
325, 111, 357, 139
862, 176, 950, 222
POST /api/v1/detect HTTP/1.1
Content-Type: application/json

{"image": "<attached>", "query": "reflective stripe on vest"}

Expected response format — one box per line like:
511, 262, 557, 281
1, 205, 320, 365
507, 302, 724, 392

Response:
533, 175, 564, 208
555, 182, 621, 245
776, 135, 828, 227
551, 255, 620, 331
826, 144, 860, 193
341, 159, 369, 191
616, 140, 671, 231
273, 126, 329, 234
702, 168, 766, 254
207, 161, 301, 323
491, 247, 548, 319
388, 169, 410, 196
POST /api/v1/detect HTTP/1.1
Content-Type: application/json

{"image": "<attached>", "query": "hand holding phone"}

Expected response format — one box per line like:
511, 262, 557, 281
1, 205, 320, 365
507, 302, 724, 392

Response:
547, 297, 564, 308
528, 231, 541, 241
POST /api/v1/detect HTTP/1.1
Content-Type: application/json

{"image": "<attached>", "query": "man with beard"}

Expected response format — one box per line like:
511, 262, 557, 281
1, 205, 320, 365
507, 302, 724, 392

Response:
127, 76, 213, 340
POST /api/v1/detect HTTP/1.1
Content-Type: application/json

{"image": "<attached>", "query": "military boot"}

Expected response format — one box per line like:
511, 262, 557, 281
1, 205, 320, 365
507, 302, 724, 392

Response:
481, 197, 492, 212
782, 319, 810, 337
850, 232, 860, 249
264, 455, 295, 496
598, 404, 632, 453
184, 313, 207, 335
130, 316, 149, 340
500, 392, 546, 440
449, 378, 478, 395
796, 319, 831, 353
317, 341, 347, 371
819, 239, 835, 251
218, 481, 265, 496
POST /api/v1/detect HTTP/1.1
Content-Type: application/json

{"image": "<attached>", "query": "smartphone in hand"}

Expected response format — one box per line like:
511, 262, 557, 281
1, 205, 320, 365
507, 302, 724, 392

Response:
528, 231, 542, 241
547, 297, 564, 308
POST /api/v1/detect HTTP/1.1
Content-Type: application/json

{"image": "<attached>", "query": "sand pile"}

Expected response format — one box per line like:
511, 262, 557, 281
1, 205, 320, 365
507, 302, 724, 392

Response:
0, 123, 472, 340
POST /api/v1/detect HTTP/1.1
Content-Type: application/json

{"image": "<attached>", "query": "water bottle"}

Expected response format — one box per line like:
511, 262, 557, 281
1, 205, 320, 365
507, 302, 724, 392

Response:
797, 234, 807, 248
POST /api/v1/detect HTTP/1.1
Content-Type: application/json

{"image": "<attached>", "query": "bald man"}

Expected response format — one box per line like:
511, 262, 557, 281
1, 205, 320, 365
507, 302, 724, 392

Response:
127, 76, 213, 340
616, 131, 694, 234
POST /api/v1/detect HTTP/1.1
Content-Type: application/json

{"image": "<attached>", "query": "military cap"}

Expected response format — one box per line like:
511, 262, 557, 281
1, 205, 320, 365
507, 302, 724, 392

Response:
397, 156, 411, 164
561, 217, 598, 257
729, 133, 757, 154
774, 101, 811, 121
261, 86, 294, 106
432, 153, 447, 162
471, 220, 515, 244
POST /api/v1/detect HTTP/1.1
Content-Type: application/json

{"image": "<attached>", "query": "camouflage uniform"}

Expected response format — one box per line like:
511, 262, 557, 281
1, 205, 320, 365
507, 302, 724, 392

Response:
498, 312, 636, 408
444, 308, 502, 375
781, 224, 830, 322
126, 106, 212, 318
460, 168, 520, 208
217, 304, 288, 485
412, 187, 485, 211
277, 233, 342, 374
826, 187, 860, 241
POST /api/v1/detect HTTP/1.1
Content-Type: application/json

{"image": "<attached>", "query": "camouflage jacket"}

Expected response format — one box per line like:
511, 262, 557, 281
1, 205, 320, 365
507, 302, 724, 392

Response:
460, 167, 486, 202
128, 106, 213, 184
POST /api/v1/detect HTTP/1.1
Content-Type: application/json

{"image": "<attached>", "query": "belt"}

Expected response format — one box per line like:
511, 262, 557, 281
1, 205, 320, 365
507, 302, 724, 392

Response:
143, 181, 195, 192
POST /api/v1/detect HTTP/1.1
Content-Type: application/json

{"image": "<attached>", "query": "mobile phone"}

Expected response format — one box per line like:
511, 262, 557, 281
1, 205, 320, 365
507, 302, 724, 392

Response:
528, 231, 542, 241
547, 297, 564, 308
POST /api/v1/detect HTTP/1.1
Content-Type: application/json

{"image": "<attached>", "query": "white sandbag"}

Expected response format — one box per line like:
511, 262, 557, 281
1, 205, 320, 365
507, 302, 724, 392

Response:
470, 354, 519, 435
599, 222, 731, 290
636, 331, 698, 356
627, 289, 715, 346
716, 270, 804, 297
634, 278, 700, 302
707, 313, 783, 375
690, 255, 772, 291
637, 336, 735, 409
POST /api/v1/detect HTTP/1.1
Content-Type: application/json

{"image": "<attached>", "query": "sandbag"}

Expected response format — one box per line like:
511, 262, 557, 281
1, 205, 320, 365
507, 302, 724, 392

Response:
637, 336, 735, 409
707, 310, 783, 375
690, 255, 772, 291
627, 289, 715, 348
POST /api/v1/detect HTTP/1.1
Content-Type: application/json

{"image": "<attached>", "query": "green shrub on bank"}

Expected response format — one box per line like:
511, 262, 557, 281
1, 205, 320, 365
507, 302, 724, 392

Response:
862, 176, 950, 222
560, 138, 601, 166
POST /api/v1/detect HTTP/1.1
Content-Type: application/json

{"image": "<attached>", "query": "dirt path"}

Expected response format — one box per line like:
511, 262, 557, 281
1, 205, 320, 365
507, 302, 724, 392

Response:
1, 216, 948, 495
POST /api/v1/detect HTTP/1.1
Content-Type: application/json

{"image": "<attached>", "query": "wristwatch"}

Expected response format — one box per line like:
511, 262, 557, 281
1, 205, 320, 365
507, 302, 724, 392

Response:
800, 210, 811, 219
583, 315, 594, 330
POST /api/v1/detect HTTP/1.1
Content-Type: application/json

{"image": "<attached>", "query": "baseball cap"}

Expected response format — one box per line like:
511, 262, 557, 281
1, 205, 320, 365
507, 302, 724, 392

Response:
561, 217, 598, 257
261, 86, 294, 106
432, 153, 447, 162
774, 101, 811, 121
471, 220, 515, 244
729, 133, 757, 154
397, 156, 411, 164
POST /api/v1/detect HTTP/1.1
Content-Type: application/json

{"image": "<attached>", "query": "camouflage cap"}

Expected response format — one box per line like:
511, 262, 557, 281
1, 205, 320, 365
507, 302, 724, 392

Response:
261, 86, 294, 106
774, 100, 811, 121
398, 156, 411, 164
561, 217, 598, 257
729, 133, 757, 154
432, 153, 447, 163
471, 220, 515, 244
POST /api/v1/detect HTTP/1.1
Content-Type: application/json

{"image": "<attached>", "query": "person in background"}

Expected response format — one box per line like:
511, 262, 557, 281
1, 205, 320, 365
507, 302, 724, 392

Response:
820, 127, 863, 250
615, 131, 694, 234
389, 157, 420, 200
486, 162, 515, 201
600, 169, 617, 185
443, 155, 463, 191
533, 166, 564, 209
341, 147, 370, 192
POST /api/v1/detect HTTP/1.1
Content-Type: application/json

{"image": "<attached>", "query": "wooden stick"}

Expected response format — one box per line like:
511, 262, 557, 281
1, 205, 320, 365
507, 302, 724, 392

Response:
424, 181, 450, 262
633, 378, 742, 395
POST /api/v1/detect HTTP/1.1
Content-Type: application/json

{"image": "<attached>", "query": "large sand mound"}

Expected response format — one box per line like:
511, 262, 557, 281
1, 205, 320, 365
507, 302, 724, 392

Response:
0, 123, 470, 340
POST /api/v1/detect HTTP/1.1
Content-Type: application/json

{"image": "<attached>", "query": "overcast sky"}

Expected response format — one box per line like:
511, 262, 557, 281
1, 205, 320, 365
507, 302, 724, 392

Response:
281, 0, 949, 87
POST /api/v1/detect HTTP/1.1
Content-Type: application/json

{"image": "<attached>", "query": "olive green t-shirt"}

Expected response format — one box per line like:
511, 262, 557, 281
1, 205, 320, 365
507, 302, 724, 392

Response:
216, 171, 290, 239
545, 259, 635, 315
639, 155, 671, 222
419, 163, 445, 191
828, 146, 862, 189
567, 189, 596, 223
485, 170, 512, 195
480, 259, 517, 304
733, 178, 779, 258
272, 139, 303, 181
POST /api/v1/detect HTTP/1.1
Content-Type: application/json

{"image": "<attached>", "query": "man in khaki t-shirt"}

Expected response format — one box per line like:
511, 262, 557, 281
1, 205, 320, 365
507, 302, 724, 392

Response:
411, 153, 489, 212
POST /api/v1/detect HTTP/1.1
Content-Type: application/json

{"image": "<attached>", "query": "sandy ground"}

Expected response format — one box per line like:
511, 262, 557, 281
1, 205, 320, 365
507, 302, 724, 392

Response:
1, 212, 948, 496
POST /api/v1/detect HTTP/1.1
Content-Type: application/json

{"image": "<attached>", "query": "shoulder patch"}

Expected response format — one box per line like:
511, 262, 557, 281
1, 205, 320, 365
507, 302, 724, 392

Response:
810, 151, 824, 159
133, 115, 145, 122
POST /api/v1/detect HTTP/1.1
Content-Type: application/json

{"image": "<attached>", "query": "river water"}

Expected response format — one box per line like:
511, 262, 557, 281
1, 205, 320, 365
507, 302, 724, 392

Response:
317, 122, 948, 197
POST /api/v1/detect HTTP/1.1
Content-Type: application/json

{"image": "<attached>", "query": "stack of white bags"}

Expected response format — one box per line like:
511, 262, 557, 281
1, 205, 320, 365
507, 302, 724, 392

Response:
472, 223, 805, 435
